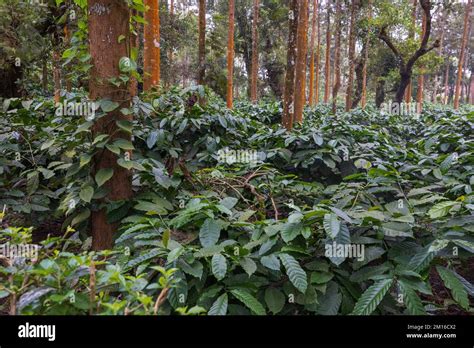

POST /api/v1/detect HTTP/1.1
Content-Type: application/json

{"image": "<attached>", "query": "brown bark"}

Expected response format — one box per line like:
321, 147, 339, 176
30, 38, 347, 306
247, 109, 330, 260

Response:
227, 0, 235, 108
53, 49, 61, 103
379, 0, 439, 104
454, 0, 472, 109
282, 0, 299, 130
198, 0, 206, 85
443, 60, 450, 104
331, 0, 341, 113
294, 0, 309, 124
416, 11, 427, 112
315, 0, 321, 104
144, 0, 160, 90
345, 0, 359, 111
250, 0, 259, 103
324, 2, 331, 103
88, 0, 133, 250
361, 0, 372, 108
432, 7, 446, 102
308, 0, 318, 106
405, 0, 417, 103
42, 57, 48, 92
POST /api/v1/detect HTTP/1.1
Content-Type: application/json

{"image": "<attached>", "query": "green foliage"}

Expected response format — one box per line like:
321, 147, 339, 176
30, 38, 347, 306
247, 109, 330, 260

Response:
1, 88, 473, 316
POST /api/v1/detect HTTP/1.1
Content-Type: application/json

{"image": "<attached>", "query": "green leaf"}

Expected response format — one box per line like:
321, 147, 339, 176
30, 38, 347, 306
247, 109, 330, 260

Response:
116, 120, 133, 133
208, 293, 228, 315
436, 266, 469, 310
428, 201, 459, 219
352, 279, 393, 315
398, 280, 426, 315
240, 257, 257, 276
230, 289, 266, 315
264, 288, 285, 314
279, 253, 307, 293
199, 218, 222, 247
100, 99, 119, 112
324, 213, 341, 238
71, 209, 91, 226
113, 139, 135, 150
211, 254, 227, 280
260, 254, 281, 271
95, 168, 114, 187
281, 222, 303, 242
79, 185, 94, 203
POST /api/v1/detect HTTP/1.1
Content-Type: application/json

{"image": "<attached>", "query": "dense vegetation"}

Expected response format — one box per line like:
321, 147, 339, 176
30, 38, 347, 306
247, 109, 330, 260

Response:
1, 89, 473, 315
0, 0, 473, 317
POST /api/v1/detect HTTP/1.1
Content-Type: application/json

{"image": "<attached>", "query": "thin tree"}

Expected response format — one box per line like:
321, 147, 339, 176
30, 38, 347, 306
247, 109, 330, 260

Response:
315, 0, 321, 104
324, 2, 331, 103
432, 6, 446, 102
250, 0, 259, 103
227, 0, 235, 108
282, 0, 299, 129
454, 0, 472, 109
416, 11, 427, 112
345, 0, 359, 111
88, 0, 133, 250
198, 0, 206, 85
331, 0, 342, 113
144, 0, 160, 90
361, 0, 372, 108
294, 0, 309, 124
379, 0, 439, 105
308, 0, 318, 106
405, 0, 417, 103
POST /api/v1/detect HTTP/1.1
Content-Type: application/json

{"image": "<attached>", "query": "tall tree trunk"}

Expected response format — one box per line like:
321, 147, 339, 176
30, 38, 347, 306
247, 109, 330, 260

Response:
64, 25, 72, 92
88, 0, 133, 250
405, 0, 417, 103
198, 0, 206, 85
250, 0, 259, 103
294, 0, 309, 124
308, 0, 318, 106
361, 0, 372, 108
144, 0, 160, 90
226, 0, 235, 108
454, 0, 472, 109
53, 49, 61, 103
282, 0, 299, 129
324, 2, 331, 103
331, 0, 341, 113
416, 11, 426, 112
443, 61, 450, 104
315, 0, 321, 104
345, 0, 359, 111
432, 7, 446, 103
42, 57, 48, 93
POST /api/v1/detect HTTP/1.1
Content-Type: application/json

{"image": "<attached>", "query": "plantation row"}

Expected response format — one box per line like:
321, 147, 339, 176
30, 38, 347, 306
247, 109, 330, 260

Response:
0, 88, 473, 315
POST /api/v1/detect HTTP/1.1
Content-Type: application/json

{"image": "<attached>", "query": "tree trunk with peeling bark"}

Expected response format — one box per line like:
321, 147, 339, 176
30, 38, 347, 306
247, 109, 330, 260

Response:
144, 0, 160, 90
294, 0, 309, 124
88, 0, 133, 250
454, 0, 472, 109
282, 0, 299, 129
227, 0, 235, 108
